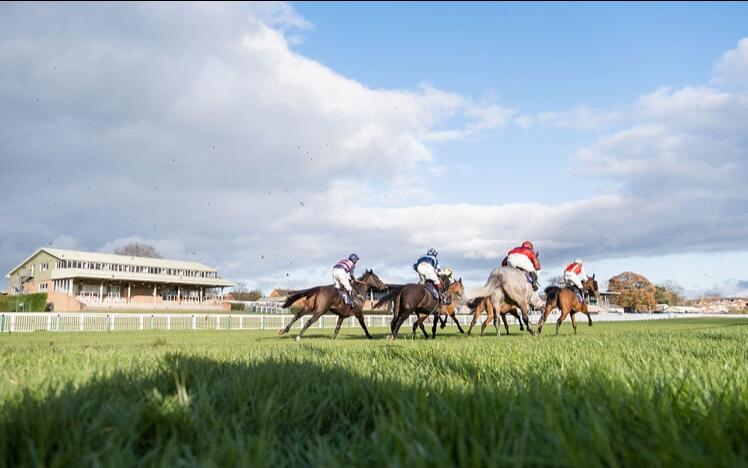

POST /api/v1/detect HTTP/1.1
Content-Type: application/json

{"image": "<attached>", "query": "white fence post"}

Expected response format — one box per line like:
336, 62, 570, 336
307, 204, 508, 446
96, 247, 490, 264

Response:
139, 315, 144, 331
79, 315, 84, 331
240, 315, 244, 329
192, 315, 196, 330
47, 315, 52, 331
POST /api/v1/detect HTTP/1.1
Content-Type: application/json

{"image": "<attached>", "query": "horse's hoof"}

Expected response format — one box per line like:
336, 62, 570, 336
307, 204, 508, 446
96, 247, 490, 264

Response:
295, 336, 301, 342
277, 330, 285, 336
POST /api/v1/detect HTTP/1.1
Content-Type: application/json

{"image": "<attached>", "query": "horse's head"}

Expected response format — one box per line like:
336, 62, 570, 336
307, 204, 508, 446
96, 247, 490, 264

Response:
448, 278, 464, 302
583, 274, 600, 300
358, 269, 387, 291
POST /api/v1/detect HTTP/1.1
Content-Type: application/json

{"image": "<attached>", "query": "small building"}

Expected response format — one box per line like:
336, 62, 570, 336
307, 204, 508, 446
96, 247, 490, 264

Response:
6, 248, 235, 311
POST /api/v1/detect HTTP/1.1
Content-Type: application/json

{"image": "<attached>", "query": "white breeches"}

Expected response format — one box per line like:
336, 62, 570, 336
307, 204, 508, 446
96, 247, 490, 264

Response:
332, 268, 352, 293
416, 263, 441, 286
564, 272, 583, 290
507, 254, 534, 273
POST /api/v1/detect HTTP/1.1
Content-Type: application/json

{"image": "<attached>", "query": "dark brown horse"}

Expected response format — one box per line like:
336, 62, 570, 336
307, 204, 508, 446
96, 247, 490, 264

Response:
374, 279, 463, 340
537, 275, 600, 335
278, 270, 386, 340
465, 296, 525, 336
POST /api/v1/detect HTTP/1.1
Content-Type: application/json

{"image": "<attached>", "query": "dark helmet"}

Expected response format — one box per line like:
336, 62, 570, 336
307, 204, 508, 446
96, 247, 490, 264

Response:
348, 253, 359, 263
427, 248, 438, 257
521, 241, 534, 250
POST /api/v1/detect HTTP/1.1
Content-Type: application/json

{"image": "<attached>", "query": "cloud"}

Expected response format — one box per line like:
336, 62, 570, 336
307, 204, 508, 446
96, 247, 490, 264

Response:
712, 37, 748, 85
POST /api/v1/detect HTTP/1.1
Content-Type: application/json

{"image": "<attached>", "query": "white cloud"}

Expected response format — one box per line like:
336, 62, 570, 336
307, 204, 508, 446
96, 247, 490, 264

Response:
712, 37, 748, 85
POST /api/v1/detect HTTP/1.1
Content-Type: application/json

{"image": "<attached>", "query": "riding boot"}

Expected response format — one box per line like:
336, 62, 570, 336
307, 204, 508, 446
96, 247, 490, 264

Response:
530, 271, 539, 291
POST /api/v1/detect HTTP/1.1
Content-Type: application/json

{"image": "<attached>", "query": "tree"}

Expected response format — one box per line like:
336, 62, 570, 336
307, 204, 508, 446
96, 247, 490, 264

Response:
608, 272, 656, 312
114, 242, 162, 258
654, 281, 685, 306
231, 282, 263, 301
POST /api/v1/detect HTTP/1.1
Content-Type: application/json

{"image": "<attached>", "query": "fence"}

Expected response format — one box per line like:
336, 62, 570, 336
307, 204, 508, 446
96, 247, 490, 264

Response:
0, 311, 727, 334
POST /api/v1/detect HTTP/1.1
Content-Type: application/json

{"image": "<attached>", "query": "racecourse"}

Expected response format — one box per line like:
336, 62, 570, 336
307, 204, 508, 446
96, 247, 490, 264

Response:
1, 318, 747, 466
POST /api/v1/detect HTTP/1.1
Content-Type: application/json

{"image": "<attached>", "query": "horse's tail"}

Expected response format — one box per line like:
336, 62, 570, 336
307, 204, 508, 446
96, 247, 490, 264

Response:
466, 297, 483, 310
282, 287, 321, 308
544, 286, 561, 308
372, 286, 404, 310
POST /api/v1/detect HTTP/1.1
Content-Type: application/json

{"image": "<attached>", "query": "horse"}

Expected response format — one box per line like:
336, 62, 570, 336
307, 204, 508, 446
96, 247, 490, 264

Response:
465, 296, 525, 336
277, 269, 387, 340
537, 275, 600, 335
373, 278, 464, 340
469, 266, 545, 336
436, 275, 467, 334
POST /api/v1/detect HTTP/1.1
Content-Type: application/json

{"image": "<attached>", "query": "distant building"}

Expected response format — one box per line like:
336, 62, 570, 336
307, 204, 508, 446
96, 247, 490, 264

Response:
694, 296, 748, 313
6, 248, 234, 311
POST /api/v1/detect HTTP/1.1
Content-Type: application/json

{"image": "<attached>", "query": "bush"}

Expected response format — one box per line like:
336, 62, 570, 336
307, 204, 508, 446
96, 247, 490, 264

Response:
0, 293, 49, 312
229, 303, 245, 312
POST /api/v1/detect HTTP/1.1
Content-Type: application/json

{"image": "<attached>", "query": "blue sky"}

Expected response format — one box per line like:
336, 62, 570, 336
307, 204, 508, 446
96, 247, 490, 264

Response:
1, 2, 747, 297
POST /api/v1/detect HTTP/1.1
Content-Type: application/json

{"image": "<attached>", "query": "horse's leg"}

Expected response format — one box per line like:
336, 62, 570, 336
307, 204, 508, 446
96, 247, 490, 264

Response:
332, 315, 345, 339
537, 302, 555, 336
353, 310, 374, 339
518, 303, 534, 336
556, 305, 570, 336
466, 310, 478, 336
431, 311, 439, 339
451, 313, 465, 334
412, 314, 427, 339
570, 311, 578, 335
513, 309, 525, 331
439, 312, 447, 329
392, 310, 410, 339
296, 310, 325, 340
581, 306, 593, 327
279, 308, 306, 335
501, 313, 510, 336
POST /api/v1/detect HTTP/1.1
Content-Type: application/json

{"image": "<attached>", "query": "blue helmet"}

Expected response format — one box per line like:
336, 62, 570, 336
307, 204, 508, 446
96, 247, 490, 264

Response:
427, 248, 438, 257
348, 253, 359, 263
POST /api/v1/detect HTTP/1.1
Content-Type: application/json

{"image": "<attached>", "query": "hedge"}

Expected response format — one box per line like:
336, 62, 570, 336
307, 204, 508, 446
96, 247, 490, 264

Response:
0, 293, 49, 312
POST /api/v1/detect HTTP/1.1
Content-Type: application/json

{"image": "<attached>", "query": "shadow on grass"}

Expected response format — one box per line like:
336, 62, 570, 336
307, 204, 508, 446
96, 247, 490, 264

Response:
1, 352, 746, 466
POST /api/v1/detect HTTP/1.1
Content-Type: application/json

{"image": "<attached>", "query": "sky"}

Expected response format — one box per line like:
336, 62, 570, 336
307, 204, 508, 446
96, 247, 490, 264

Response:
1, 2, 747, 297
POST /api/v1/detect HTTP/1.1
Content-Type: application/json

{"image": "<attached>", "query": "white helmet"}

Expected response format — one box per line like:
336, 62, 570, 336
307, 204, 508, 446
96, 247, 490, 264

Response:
575, 258, 583, 264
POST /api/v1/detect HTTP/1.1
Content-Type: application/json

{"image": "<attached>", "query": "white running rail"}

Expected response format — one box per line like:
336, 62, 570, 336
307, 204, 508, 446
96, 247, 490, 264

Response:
0, 312, 735, 334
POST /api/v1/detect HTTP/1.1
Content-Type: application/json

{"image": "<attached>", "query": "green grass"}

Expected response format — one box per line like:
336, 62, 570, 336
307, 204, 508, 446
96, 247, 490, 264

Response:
1, 318, 747, 467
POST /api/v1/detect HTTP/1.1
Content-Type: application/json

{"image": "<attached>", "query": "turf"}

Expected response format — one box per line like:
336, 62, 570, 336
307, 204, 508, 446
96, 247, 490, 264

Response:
1, 318, 746, 467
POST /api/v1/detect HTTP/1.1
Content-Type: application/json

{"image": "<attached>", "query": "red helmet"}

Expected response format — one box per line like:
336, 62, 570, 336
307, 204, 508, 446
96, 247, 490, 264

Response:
521, 241, 534, 250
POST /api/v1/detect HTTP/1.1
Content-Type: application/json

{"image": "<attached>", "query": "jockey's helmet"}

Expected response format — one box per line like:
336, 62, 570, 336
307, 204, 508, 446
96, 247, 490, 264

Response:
427, 248, 438, 257
349, 253, 359, 263
521, 241, 534, 250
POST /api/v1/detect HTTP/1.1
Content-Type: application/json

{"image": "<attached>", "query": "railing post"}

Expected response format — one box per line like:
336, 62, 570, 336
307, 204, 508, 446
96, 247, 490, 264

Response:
47, 314, 52, 331
57, 314, 61, 332
167, 316, 171, 330
216, 316, 219, 330
139, 315, 144, 331
79, 315, 84, 332
10, 314, 16, 333
0, 314, 4, 333
239, 315, 244, 329
192, 315, 196, 330
106, 314, 110, 332
228, 315, 231, 330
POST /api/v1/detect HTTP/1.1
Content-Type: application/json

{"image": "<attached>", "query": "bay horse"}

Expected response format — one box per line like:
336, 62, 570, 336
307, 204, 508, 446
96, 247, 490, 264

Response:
465, 296, 525, 336
278, 269, 386, 340
373, 278, 463, 340
537, 275, 600, 335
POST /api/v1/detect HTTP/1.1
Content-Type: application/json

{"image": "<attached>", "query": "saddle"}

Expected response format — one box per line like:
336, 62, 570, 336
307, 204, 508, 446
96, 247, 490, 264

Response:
571, 286, 584, 304
337, 289, 358, 308
424, 281, 451, 305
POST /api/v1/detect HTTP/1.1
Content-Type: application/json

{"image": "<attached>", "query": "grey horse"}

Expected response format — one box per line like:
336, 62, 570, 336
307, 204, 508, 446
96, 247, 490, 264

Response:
470, 266, 544, 336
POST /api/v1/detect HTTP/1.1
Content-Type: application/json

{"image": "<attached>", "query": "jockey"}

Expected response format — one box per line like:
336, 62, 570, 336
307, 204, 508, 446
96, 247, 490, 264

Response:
413, 248, 450, 304
332, 253, 359, 307
506, 241, 541, 291
564, 258, 588, 301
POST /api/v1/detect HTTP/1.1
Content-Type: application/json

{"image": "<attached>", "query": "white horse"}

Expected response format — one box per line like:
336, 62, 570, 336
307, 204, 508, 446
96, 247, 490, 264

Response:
470, 266, 544, 336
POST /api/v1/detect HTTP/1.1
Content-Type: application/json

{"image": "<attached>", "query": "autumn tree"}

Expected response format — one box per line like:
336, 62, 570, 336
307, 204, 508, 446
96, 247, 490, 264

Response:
232, 282, 263, 301
114, 242, 162, 258
607, 271, 656, 312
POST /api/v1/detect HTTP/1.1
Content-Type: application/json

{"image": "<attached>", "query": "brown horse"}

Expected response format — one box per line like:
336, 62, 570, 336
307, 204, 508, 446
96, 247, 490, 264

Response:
438, 276, 467, 334
465, 296, 525, 336
374, 278, 464, 340
537, 275, 600, 335
278, 269, 386, 340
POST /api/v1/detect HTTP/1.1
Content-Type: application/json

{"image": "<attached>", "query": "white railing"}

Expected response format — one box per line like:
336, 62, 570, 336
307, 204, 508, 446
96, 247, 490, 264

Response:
0, 312, 731, 334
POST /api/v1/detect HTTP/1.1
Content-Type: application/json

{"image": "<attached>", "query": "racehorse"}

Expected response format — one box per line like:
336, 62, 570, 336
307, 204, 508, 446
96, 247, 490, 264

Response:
373, 278, 464, 340
537, 275, 600, 335
465, 296, 525, 336
469, 266, 545, 336
278, 270, 386, 340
